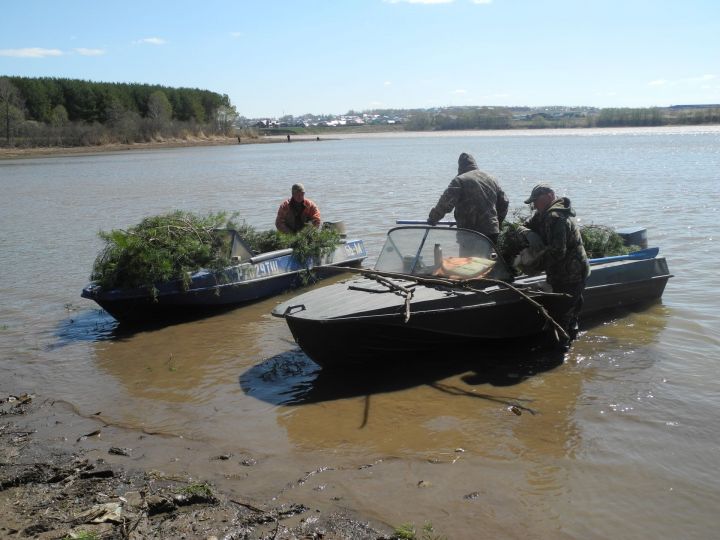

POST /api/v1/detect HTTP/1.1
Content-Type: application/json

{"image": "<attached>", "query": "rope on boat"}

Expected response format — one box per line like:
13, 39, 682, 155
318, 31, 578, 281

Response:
365, 273, 415, 323
325, 265, 570, 341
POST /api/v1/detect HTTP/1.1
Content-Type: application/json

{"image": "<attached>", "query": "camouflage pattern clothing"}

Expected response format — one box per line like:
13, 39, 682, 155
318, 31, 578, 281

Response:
525, 197, 590, 289
526, 196, 590, 345
428, 153, 509, 241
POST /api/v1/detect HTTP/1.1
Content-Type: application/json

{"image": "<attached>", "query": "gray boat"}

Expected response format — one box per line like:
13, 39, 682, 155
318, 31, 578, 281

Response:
272, 225, 672, 368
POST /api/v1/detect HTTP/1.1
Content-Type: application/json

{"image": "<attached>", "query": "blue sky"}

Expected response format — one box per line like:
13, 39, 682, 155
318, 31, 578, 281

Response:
1, 0, 718, 118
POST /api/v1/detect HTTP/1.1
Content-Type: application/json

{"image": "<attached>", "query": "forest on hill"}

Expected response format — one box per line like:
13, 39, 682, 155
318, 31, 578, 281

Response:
0, 76, 238, 147
2, 76, 719, 150
397, 105, 720, 131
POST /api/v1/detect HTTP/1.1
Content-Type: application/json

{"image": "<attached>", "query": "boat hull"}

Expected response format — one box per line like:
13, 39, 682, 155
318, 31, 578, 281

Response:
82, 240, 367, 324
279, 256, 672, 368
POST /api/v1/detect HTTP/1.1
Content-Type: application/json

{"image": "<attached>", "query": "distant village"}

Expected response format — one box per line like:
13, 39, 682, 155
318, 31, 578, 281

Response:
236, 103, 720, 131
238, 112, 404, 129
236, 106, 592, 129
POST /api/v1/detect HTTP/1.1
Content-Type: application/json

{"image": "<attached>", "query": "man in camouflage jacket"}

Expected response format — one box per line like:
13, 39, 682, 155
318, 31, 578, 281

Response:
428, 153, 509, 244
524, 184, 590, 349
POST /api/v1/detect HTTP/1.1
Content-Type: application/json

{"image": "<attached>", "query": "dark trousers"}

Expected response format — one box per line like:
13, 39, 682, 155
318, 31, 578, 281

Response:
549, 280, 586, 341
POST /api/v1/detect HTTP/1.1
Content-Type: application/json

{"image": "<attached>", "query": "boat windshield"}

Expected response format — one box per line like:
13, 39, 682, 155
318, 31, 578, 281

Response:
374, 226, 512, 282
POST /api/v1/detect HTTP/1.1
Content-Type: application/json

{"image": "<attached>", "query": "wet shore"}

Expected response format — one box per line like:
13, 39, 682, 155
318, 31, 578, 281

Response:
0, 134, 327, 161
0, 391, 393, 539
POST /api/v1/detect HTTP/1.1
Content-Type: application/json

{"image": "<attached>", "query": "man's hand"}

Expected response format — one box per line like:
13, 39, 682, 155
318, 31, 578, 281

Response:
427, 208, 442, 226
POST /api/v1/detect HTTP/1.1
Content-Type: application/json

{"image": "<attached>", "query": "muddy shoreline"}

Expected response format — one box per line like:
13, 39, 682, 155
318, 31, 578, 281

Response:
0, 392, 394, 539
0, 134, 328, 161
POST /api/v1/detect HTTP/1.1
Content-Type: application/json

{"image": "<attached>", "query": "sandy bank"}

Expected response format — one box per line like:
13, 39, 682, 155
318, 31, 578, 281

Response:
0, 391, 392, 539
0, 134, 327, 161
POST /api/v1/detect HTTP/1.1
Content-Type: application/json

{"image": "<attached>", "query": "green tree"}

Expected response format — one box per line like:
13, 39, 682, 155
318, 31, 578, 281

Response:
215, 104, 238, 135
147, 90, 172, 135
107, 102, 141, 144
13, 77, 52, 121
147, 90, 172, 121
404, 111, 433, 130
50, 104, 69, 127
175, 92, 205, 122
0, 77, 23, 144
63, 80, 101, 122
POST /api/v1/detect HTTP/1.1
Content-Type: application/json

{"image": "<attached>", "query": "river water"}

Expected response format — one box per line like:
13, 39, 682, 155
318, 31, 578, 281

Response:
1, 126, 719, 538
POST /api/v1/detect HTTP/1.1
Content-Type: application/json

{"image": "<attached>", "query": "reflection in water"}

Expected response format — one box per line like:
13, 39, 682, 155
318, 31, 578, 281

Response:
77, 294, 299, 442
53, 308, 118, 346
53, 304, 252, 348
239, 349, 320, 406
93, 305, 291, 403
234, 299, 672, 524
241, 343, 572, 460
242, 343, 565, 406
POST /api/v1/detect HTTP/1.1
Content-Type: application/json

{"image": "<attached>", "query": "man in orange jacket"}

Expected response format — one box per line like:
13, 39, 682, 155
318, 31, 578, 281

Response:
275, 183, 321, 233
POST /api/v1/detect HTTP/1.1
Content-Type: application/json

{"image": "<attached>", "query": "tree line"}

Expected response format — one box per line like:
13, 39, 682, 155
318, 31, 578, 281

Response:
3, 76, 719, 147
402, 105, 720, 131
0, 76, 238, 147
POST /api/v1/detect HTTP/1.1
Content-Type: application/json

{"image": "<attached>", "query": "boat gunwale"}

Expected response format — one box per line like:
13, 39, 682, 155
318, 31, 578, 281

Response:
278, 256, 672, 324
82, 241, 368, 300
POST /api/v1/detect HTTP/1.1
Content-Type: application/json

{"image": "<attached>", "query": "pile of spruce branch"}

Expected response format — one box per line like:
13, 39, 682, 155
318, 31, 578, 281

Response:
498, 215, 640, 272
90, 210, 340, 291
579, 224, 638, 258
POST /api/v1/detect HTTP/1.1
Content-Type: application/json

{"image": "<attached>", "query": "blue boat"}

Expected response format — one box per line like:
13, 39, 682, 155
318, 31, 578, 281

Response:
81, 228, 367, 323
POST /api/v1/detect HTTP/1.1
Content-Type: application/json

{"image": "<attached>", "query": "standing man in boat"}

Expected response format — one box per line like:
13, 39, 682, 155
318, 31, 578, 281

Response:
523, 184, 590, 351
275, 183, 322, 233
427, 152, 509, 245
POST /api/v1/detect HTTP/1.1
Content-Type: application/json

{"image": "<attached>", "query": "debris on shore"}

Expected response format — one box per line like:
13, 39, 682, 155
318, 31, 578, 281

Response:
0, 393, 393, 539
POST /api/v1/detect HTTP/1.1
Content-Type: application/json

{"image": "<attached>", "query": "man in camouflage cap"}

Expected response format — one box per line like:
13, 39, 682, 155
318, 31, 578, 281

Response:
524, 184, 590, 350
427, 153, 509, 245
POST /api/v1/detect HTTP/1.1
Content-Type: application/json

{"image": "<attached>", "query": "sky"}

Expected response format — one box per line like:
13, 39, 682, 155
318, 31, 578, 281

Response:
1, 0, 719, 118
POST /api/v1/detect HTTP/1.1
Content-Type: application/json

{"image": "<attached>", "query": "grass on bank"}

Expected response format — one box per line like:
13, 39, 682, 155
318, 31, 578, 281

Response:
394, 521, 447, 540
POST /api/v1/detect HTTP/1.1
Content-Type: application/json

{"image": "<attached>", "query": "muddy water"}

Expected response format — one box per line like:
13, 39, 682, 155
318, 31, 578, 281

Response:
1, 126, 719, 539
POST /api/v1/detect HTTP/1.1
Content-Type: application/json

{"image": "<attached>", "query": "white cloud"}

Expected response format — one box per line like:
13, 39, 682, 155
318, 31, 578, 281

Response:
452, 89, 467, 94
471, 0, 492, 4
74, 48, 106, 56
133, 37, 166, 45
384, 81, 392, 86
0, 48, 63, 58
230, 32, 243, 39
384, 0, 454, 4
648, 79, 668, 86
